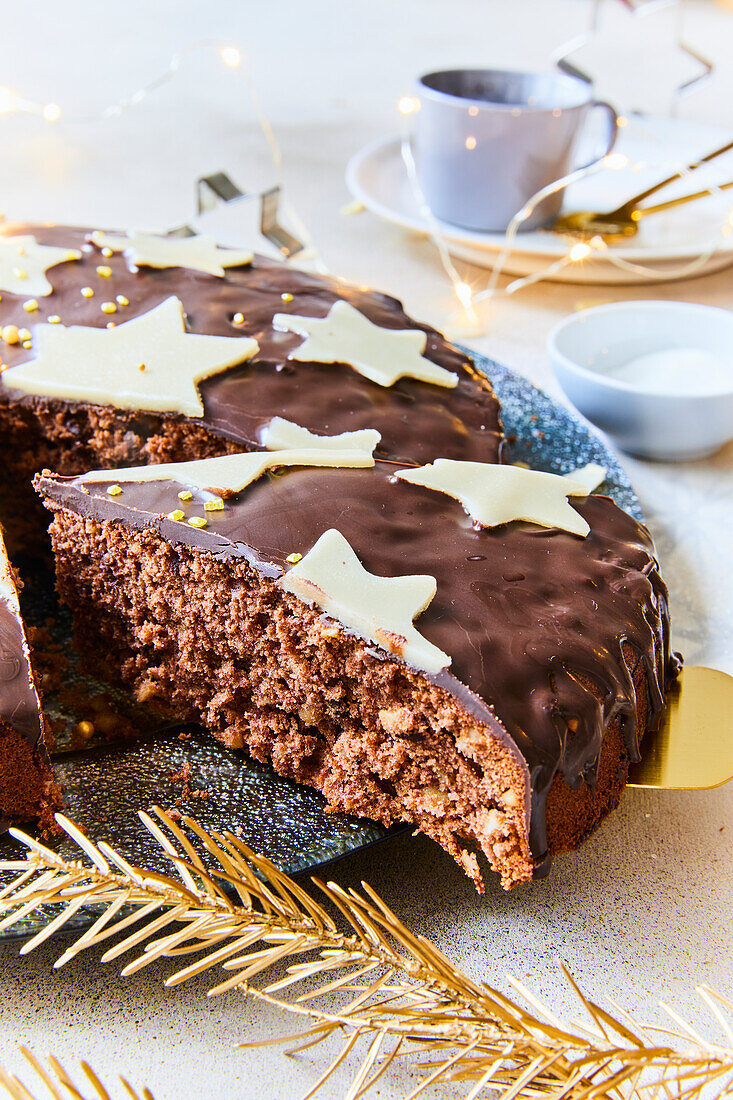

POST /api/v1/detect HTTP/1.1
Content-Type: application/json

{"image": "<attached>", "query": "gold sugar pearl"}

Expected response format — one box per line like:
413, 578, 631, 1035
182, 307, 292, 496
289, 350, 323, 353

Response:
18, 328, 31, 341
101, 301, 116, 314
106, 485, 123, 496
96, 265, 112, 278
167, 509, 185, 522
76, 720, 95, 738
81, 286, 94, 298
2, 325, 19, 345
286, 552, 302, 564
280, 292, 294, 302
22, 340, 32, 349
204, 497, 224, 512
188, 516, 207, 529
101, 246, 114, 258
22, 299, 39, 312
48, 315, 61, 324
138, 362, 145, 370
12, 267, 27, 280
232, 312, 245, 325
116, 294, 129, 306
177, 489, 193, 502
106, 321, 116, 328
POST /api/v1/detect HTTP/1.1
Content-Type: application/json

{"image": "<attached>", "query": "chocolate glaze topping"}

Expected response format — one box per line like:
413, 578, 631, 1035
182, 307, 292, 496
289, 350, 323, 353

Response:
0, 225, 678, 867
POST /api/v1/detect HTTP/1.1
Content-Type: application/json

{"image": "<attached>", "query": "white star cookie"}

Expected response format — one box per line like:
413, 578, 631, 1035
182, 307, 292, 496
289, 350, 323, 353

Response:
396, 460, 593, 537
0, 235, 81, 297
280, 528, 450, 674
273, 300, 459, 389
92, 230, 253, 277
260, 416, 380, 458
3, 296, 258, 418
80, 441, 375, 495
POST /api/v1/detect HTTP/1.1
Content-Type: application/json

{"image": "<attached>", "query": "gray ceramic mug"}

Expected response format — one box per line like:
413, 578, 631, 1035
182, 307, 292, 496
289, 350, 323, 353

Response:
414, 69, 617, 232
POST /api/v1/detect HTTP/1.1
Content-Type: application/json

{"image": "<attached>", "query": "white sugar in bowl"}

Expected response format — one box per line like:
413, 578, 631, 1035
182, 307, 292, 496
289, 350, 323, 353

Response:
547, 301, 733, 460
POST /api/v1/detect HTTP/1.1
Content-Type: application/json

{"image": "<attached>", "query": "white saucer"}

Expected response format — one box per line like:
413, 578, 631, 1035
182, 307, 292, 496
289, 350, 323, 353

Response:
345, 116, 733, 285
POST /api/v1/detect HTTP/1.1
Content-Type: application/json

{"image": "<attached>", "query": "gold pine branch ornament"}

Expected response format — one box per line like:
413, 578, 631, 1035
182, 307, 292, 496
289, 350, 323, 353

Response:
1, 810, 732, 1100
0, 1044, 153, 1100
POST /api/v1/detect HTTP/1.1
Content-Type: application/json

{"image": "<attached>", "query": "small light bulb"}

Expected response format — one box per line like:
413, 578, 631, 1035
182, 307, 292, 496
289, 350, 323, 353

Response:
570, 243, 591, 262
465, 136, 477, 151
455, 282, 473, 308
43, 102, 61, 122
398, 96, 419, 115
617, 115, 628, 128
221, 46, 241, 68
603, 153, 629, 171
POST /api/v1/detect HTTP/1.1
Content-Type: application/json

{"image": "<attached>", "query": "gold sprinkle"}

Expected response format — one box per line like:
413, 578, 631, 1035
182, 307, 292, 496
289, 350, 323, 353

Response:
81, 286, 94, 298
101, 301, 116, 314
167, 509, 185, 522
2, 325, 19, 345
106, 321, 117, 329
18, 328, 31, 341
96, 265, 112, 278
138, 362, 145, 370
106, 484, 123, 496
116, 294, 129, 306
177, 489, 193, 502
286, 552, 302, 564
22, 299, 39, 312
188, 516, 207, 529
48, 315, 61, 324
232, 312, 245, 325
16, 246, 25, 256
280, 292, 293, 302
101, 246, 114, 258
22, 340, 32, 349
204, 497, 224, 512
12, 267, 27, 280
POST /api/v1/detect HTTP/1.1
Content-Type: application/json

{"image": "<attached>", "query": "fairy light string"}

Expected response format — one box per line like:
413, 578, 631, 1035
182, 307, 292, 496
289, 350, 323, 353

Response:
1, 37, 732, 327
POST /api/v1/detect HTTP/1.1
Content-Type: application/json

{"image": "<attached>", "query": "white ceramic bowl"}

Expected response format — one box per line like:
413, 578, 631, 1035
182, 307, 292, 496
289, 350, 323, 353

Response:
548, 301, 733, 460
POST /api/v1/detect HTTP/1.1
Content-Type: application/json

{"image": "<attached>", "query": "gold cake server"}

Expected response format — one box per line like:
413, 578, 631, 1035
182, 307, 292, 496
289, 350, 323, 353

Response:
628, 666, 733, 790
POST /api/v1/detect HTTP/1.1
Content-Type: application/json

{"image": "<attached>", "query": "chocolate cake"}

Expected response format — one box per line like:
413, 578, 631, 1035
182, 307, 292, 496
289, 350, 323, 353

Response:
0, 527, 58, 826
0, 223, 679, 888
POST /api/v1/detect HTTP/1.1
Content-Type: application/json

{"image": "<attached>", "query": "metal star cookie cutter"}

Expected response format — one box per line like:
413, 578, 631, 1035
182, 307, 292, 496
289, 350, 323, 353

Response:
167, 172, 306, 258
554, 0, 713, 108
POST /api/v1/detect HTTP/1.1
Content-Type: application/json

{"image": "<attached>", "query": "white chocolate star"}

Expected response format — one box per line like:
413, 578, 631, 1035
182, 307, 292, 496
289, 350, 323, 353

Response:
260, 416, 380, 458
396, 460, 592, 537
273, 300, 459, 389
280, 528, 450, 674
92, 230, 253, 277
565, 463, 606, 493
3, 297, 258, 418
80, 444, 375, 495
0, 234, 81, 296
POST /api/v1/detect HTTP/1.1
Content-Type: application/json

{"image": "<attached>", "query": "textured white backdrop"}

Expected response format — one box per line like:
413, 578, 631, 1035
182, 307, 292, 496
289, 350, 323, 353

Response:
0, 2, 731, 1097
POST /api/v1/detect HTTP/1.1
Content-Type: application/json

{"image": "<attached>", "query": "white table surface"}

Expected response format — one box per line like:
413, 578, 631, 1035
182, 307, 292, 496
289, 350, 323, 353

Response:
0, 2, 731, 1097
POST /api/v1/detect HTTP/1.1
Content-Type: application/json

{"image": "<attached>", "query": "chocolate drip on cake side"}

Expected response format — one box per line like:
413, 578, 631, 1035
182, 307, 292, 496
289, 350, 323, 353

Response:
0, 542, 43, 750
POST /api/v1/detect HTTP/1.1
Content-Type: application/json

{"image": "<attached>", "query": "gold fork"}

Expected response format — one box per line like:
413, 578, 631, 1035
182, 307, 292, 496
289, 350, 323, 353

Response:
550, 137, 733, 242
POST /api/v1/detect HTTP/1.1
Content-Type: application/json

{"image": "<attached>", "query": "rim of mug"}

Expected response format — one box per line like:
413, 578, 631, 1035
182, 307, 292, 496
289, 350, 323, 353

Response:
416, 68, 594, 112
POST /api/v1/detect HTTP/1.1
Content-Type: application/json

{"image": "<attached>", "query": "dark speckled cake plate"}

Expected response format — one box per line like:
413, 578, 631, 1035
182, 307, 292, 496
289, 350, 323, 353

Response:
0, 351, 640, 941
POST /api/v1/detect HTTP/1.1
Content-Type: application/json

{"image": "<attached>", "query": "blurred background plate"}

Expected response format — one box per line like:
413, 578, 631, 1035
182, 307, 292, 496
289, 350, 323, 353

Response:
346, 115, 733, 283
0, 350, 640, 941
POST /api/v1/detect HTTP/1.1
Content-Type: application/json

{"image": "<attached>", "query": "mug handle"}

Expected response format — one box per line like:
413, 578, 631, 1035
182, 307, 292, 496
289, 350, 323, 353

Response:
574, 100, 618, 171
